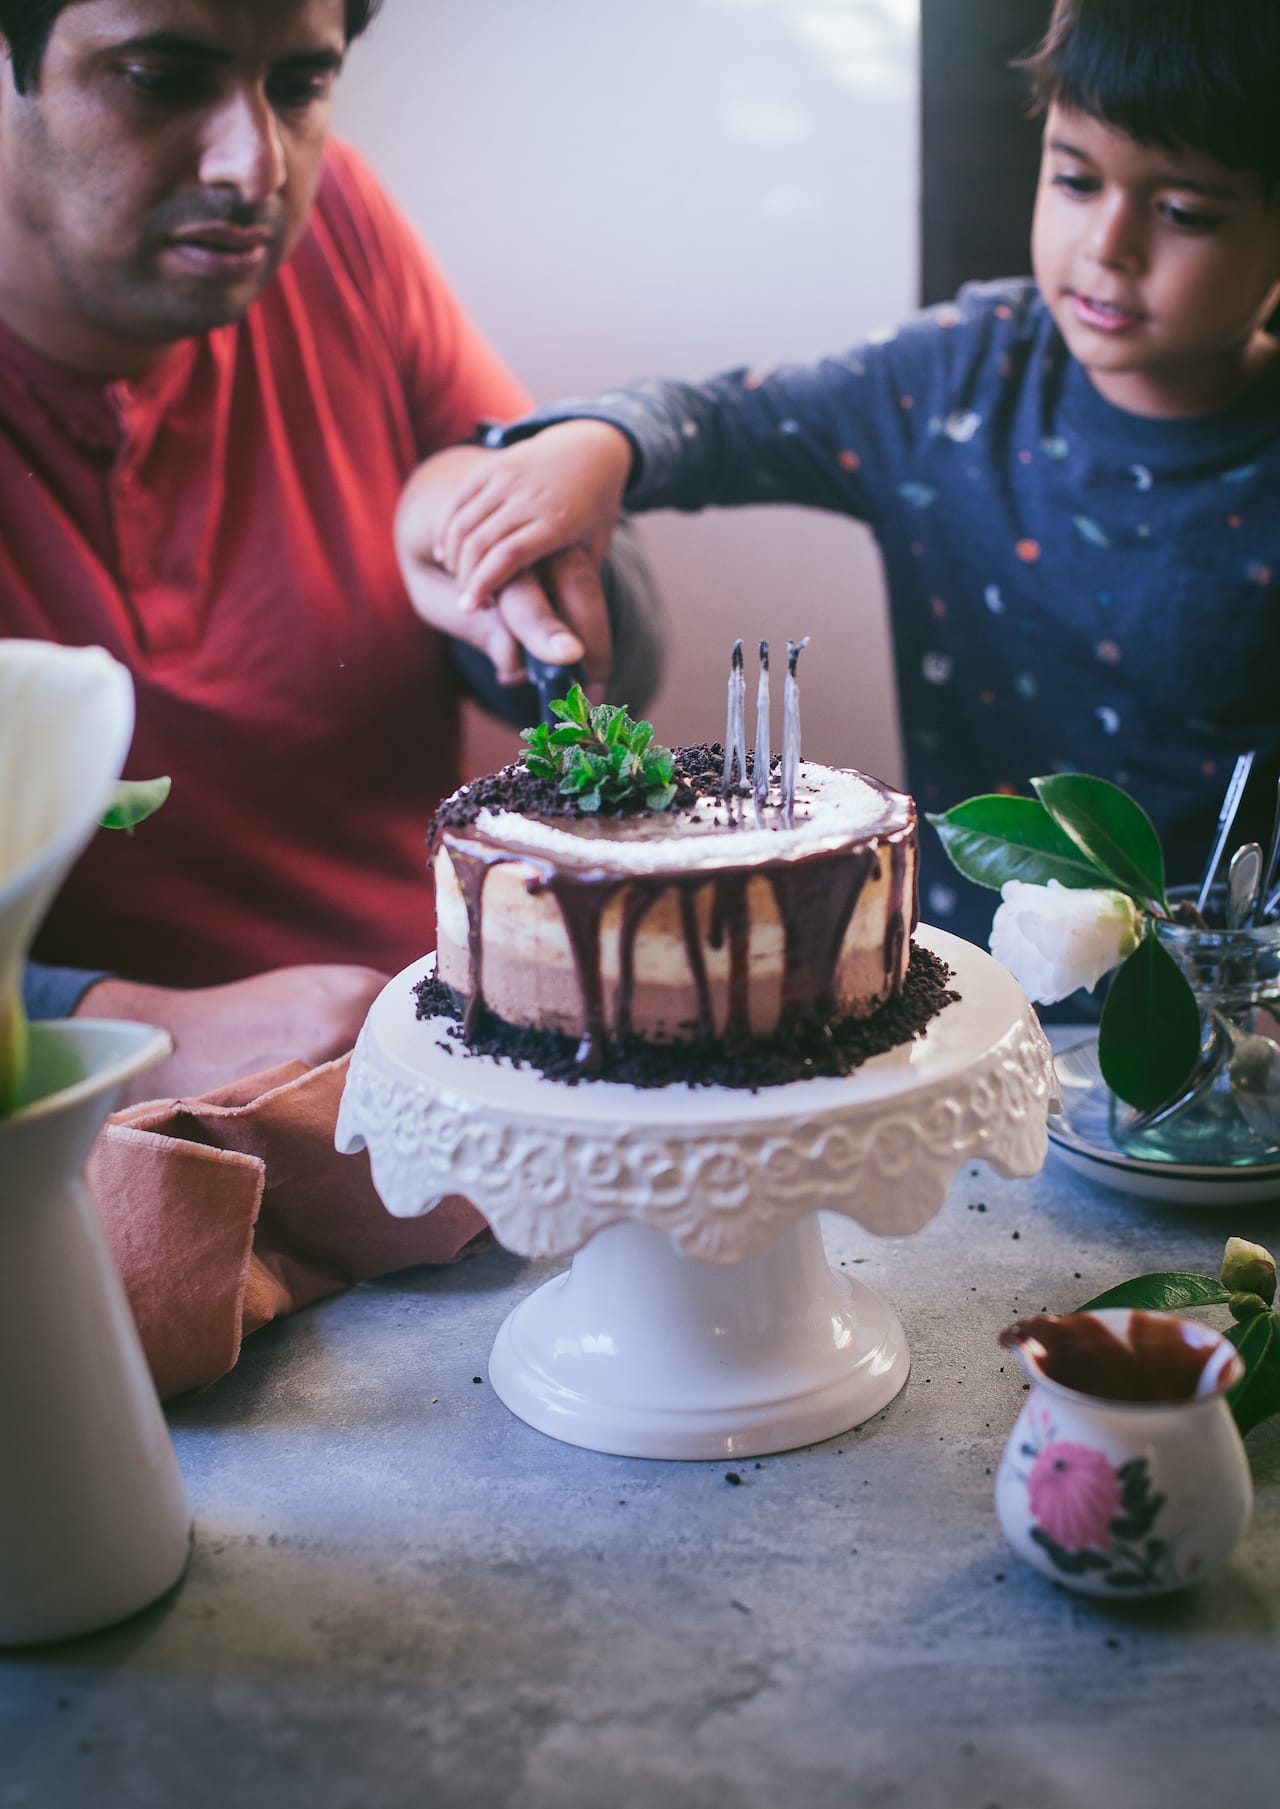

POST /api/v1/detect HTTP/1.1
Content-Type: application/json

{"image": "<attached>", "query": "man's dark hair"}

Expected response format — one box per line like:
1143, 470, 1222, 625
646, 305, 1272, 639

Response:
1021, 0, 1280, 190
0, 1, 384, 94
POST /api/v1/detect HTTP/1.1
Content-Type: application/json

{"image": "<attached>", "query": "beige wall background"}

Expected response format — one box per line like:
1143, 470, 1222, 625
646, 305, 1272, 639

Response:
335, 0, 919, 784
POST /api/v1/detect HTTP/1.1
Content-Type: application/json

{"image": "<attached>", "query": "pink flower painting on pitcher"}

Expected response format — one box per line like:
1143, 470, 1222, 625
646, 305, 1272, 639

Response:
1026, 1441, 1121, 1550
1016, 1404, 1182, 1591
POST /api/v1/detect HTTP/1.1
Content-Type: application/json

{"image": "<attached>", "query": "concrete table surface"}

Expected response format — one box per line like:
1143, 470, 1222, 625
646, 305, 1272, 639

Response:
4, 1061, 1279, 1809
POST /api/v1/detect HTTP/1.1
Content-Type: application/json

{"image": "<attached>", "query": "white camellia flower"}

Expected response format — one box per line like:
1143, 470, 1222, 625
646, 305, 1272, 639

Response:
989, 878, 1143, 1006
0, 642, 135, 1112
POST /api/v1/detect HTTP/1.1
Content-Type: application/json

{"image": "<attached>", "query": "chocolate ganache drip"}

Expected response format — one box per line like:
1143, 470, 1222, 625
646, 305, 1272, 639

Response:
883, 840, 913, 986
770, 847, 880, 1023
708, 874, 753, 1050
529, 868, 627, 1075
441, 840, 514, 1041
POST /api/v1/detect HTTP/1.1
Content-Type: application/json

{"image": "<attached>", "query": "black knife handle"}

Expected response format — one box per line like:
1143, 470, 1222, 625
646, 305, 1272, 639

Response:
524, 652, 587, 726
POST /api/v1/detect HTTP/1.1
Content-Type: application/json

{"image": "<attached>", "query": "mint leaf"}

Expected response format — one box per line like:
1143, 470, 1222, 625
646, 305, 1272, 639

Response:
597, 705, 627, 744
520, 686, 678, 813
1033, 774, 1168, 912
1097, 927, 1202, 1111
925, 795, 1106, 891
99, 775, 171, 831
550, 686, 591, 729
1226, 1311, 1280, 1437
1077, 1273, 1230, 1312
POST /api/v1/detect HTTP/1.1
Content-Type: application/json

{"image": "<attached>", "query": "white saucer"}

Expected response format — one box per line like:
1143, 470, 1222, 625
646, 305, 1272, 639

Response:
1049, 1036, 1280, 1206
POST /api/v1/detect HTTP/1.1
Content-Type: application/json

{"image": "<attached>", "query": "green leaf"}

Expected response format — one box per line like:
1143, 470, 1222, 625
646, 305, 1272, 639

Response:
1029, 1527, 1111, 1575
1097, 928, 1202, 1111
549, 684, 591, 728
644, 749, 675, 785
99, 775, 171, 831
562, 761, 602, 795
925, 795, 1107, 892
1109, 1457, 1162, 1542
1077, 1272, 1231, 1312
519, 692, 677, 812
1226, 1311, 1280, 1437
1033, 774, 1167, 911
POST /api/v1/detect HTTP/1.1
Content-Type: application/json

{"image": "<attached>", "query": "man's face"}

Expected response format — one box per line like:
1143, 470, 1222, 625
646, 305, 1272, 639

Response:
0, 0, 347, 371
1032, 102, 1280, 416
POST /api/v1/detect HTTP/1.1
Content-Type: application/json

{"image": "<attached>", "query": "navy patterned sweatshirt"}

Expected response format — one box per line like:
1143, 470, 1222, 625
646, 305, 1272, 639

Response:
498, 278, 1280, 953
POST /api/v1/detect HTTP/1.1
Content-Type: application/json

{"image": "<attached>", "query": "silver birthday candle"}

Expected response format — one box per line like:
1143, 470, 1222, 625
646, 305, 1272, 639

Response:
722, 639, 748, 794
753, 641, 771, 816
780, 636, 810, 825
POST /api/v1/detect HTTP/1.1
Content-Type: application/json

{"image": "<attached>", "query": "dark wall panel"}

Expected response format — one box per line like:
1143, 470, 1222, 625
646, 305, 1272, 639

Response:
920, 0, 1051, 304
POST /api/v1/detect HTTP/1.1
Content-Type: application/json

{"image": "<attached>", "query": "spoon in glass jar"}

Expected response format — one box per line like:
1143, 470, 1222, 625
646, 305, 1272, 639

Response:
1197, 751, 1255, 918
1257, 776, 1280, 924
1226, 842, 1264, 930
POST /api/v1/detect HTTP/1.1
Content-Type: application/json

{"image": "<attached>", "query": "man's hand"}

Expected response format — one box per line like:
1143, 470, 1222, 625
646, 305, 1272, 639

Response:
75, 964, 389, 1108
395, 423, 633, 688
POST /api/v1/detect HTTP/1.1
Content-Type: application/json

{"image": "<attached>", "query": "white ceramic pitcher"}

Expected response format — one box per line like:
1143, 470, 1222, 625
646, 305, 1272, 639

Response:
0, 641, 190, 1643
996, 1308, 1252, 1598
0, 1017, 192, 1644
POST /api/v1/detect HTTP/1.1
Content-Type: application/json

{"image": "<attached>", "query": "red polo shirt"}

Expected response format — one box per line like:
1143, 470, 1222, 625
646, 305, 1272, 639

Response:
1, 141, 530, 986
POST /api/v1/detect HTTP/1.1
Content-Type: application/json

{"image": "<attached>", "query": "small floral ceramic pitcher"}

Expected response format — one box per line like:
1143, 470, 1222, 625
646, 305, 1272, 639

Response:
996, 1309, 1251, 1598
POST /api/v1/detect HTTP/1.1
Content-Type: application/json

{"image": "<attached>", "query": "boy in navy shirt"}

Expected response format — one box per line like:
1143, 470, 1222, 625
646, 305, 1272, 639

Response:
397, 0, 1280, 950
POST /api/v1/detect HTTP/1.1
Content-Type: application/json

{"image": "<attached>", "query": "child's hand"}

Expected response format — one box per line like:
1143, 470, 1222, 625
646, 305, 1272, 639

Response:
436, 420, 634, 613
396, 435, 624, 688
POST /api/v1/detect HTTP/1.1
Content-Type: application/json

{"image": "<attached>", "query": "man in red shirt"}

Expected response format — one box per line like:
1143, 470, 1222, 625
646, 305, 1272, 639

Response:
1, 0, 657, 1097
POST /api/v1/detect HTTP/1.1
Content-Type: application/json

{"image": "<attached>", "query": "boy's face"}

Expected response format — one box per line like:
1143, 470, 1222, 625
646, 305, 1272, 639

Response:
1032, 102, 1280, 416
0, 0, 347, 375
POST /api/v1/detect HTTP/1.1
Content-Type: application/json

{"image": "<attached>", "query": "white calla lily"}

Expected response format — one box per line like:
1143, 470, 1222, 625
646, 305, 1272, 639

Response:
0, 642, 135, 1112
989, 878, 1143, 1006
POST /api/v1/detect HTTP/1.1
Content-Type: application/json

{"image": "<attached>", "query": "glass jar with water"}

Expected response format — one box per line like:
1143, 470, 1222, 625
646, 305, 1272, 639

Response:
1110, 886, 1280, 1167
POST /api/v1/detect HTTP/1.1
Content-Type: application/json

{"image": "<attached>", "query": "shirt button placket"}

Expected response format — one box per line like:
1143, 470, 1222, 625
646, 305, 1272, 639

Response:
111, 404, 192, 654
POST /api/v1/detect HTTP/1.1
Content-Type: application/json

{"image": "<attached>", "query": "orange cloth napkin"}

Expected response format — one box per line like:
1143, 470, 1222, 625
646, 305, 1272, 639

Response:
87, 1054, 490, 1400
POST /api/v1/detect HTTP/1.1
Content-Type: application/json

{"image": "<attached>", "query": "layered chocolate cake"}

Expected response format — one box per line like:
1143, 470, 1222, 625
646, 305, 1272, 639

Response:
417, 736, 956, 1088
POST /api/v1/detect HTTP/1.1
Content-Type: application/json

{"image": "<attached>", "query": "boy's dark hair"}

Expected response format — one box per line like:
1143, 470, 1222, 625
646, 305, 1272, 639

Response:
1021, 0, 1280, 190
0, 1, 385, 94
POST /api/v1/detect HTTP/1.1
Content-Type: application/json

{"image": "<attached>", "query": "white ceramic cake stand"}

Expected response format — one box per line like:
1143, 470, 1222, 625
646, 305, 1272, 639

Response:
336, 925, 1056, 1460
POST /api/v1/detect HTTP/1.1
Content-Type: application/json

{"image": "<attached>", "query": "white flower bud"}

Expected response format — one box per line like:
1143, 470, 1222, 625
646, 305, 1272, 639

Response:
988, 880, 1143, 1006
1221, 1236, 1277, 1305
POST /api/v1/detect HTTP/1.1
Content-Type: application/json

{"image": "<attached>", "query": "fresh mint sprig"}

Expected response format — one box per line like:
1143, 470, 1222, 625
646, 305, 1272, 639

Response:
520, 686, 677, 813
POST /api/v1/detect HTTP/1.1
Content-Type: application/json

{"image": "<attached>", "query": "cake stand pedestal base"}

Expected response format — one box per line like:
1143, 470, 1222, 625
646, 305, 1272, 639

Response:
336, 929, 1059, 1463
489, 1216, 906, 1459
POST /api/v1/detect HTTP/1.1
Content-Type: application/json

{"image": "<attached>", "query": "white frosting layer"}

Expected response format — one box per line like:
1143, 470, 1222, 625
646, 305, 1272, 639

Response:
466, 762, 911, 877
